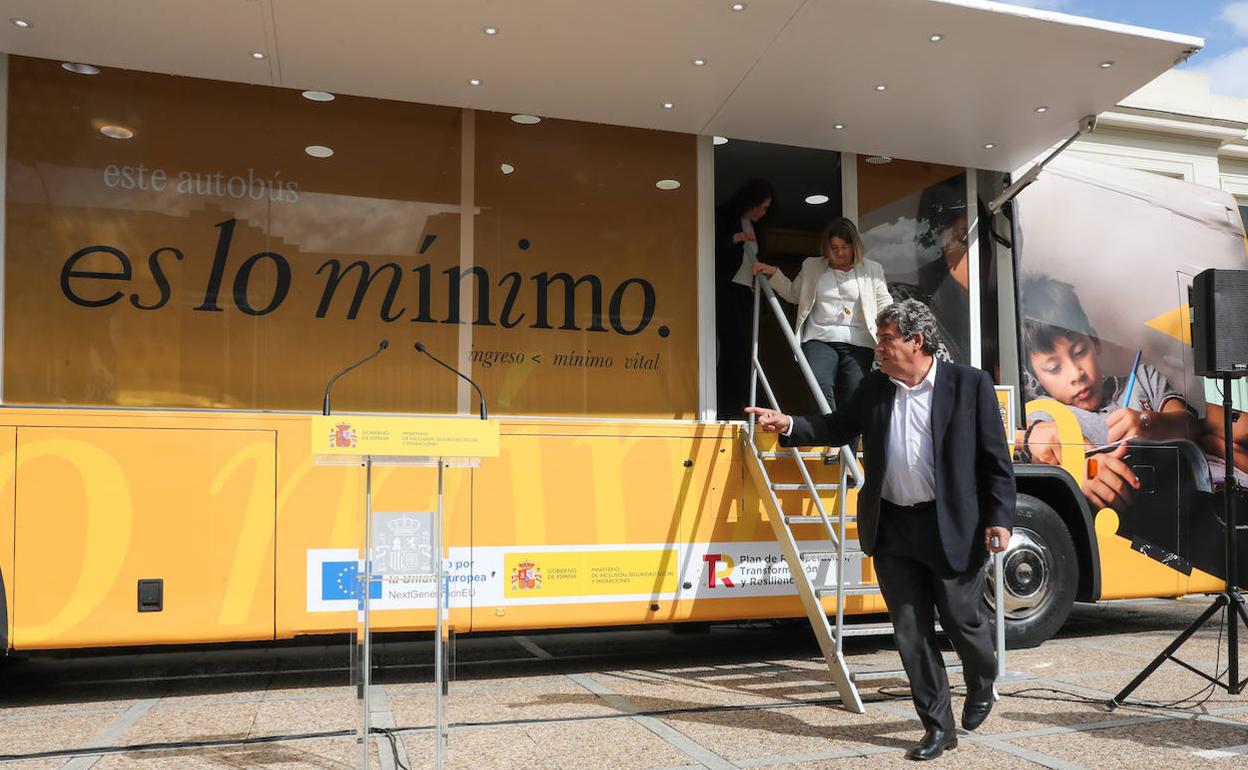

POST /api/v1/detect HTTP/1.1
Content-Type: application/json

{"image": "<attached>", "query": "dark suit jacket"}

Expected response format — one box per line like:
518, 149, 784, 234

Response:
782, 361, 1015, 573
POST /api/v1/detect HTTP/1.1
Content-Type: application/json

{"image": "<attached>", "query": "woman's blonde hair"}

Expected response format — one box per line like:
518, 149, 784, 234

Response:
822, 217, 864, 266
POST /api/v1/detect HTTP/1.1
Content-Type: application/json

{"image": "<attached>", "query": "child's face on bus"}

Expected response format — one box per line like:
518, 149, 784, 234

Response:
1030, 334, 1103, 410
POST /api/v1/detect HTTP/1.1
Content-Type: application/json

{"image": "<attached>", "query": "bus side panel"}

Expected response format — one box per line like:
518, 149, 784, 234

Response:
469, 427, 711, 631
0, 427, 14, 651
468, 424, 883, 632
12, 426, 276, 649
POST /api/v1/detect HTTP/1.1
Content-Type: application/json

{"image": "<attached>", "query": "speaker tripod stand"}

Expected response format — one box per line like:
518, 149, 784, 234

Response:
1108, 374, 1248, 709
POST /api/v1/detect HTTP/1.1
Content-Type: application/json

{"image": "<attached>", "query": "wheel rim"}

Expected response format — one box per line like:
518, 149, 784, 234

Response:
985, 526, 1053, 621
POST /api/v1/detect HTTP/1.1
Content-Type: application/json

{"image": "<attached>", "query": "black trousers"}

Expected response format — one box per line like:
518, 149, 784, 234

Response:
716, 283, 755, 419
800, 339, 874, 413
874, 499, 997, 732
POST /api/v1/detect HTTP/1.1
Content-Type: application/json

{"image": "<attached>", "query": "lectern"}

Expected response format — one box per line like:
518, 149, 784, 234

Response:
312, 414, 500, 769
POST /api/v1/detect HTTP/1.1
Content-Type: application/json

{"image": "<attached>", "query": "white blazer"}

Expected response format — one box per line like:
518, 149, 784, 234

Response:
767, 257, 894, 345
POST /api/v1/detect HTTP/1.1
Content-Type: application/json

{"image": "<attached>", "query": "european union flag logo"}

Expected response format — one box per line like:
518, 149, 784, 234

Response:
321, 561, 383, 601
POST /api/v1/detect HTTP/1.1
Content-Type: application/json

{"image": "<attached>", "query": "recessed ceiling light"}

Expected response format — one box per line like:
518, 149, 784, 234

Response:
805, 194, 830, 205
302, 90, 335, 102
511, 114, 541, 124
984, 143, 996, 149
693, 58, 706, 66
1100, 60, 1115, 69
656, 179, 681, 190
483, 26, 498, 35
305, 145, 334, 158
10, 18, 31, 29
468, 78, 482, 86
500, 163, 515, 175
875, 84, 888, 92
62, 62, 100, 75
662, 102, 674, 109
250, 51, 266, 60
100, 125, 134, 140
833, 124, 846, 130
712, 136, 729, 146
731, 3, 746, 11
929, 33, 944, 42
865, 155, 892, 165
1035, 105, 1049, 113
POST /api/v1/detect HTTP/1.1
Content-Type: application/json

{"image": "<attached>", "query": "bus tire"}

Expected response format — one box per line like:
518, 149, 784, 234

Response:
984, 494, 1077, 649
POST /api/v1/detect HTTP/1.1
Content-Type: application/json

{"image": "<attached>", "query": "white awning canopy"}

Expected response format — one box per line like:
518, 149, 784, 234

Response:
0, 0, 1202, 171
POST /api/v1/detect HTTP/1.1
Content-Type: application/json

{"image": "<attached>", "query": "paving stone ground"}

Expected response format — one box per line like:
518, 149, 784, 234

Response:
3, 598, 1248, 768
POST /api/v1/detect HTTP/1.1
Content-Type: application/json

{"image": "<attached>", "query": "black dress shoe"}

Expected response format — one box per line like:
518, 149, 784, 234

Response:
905, 728, 957, 761
961, 693, 994, 731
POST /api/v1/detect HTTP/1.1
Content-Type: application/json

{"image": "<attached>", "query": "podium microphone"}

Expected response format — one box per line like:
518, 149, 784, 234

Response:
414, 342, 487, 420
322, 340, 389, 415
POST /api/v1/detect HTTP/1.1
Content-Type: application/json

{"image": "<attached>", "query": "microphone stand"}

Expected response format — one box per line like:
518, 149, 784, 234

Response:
323, 340, 389, 415
414, 342, 487, 420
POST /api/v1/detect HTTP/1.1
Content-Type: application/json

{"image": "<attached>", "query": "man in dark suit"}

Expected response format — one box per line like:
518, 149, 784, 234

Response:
747, 298, 1014, 761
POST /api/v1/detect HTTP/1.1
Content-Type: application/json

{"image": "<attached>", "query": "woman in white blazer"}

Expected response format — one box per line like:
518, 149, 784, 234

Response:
752, 218, 893, 411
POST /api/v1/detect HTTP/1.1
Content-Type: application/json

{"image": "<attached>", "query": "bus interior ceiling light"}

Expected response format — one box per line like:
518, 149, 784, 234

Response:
805, 194, 830, 205
511, 114, 541, 124
100, 125, 134, 140
10, 17, 31, 28
302, 90, 335, 102
62, 63, 100, 75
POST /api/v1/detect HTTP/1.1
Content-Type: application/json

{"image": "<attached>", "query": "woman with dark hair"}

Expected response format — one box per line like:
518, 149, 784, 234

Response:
753, 217, 893, 411
715, 179, 774, 419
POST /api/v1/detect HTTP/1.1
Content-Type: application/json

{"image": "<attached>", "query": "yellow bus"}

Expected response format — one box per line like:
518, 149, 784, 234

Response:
1, 3, 1243, 656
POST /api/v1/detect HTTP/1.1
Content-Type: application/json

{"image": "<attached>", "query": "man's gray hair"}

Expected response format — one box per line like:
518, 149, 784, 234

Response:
877, 299, 940, 355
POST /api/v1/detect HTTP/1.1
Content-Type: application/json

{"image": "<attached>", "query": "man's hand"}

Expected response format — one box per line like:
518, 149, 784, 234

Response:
1106, 407, 1143, 444
751, 262, 777, 277
1082, 444, 1139, 512
745, 407, 792, 434
732, 231, 757, 244
985, 526, 1011, 554
1025, 420, 1062, 465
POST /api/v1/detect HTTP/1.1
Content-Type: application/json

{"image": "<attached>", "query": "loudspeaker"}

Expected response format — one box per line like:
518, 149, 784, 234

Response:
1190, 269, 1248, 378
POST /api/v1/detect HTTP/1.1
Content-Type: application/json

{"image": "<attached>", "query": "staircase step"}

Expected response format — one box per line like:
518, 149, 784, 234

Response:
758, 451, 826, 460
771, 483, 839, 492
798, 549, 867, 561
838, 621, 945, 638
784, 515, 856, 525
815, 584, 881, 597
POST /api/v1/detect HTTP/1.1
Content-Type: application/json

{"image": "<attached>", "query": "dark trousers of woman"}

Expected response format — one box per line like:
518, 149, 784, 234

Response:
799, 339, 874, 413
716, 283, 755, 419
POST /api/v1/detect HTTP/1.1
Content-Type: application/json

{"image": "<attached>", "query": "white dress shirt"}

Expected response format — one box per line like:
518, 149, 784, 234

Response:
881, 359, 938, 506
730, 218, 758, 286
802, 266, 874, 347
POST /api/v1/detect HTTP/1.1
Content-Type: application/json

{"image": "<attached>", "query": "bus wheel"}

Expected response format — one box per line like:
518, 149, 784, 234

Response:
984, 494, 1077, 649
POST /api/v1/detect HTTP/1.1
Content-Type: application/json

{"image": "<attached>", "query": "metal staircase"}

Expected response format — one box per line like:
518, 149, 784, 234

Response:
741, 275, 1006, 714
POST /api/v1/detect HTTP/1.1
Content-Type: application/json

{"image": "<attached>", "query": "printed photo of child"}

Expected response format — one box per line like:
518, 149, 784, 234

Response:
1016, 273, 1201, 512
